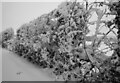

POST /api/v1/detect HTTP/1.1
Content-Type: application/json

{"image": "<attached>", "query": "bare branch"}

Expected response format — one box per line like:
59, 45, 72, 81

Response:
97, 25, 116, 47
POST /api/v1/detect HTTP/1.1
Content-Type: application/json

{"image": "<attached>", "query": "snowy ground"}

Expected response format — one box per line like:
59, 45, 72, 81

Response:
1, 48, 55, 81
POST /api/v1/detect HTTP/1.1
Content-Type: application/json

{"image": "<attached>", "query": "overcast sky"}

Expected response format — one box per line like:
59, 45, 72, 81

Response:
2, 2, 62, 33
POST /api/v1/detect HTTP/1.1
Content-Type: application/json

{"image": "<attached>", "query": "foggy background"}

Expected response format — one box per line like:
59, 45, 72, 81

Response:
2, 2, 61, 33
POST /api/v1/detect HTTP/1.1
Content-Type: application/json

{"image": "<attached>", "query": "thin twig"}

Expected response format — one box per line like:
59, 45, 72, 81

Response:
97, 26, 116, 47
91, 9, 105, 53
82, 33, 101, 72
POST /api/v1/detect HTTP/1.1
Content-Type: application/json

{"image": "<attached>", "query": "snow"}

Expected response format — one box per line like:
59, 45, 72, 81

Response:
2, 48, 55, 81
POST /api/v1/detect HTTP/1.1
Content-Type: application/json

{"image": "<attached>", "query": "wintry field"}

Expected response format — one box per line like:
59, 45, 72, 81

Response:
2, 48, 55, 81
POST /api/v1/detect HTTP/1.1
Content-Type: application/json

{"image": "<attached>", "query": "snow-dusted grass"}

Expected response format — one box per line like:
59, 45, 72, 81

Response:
2, 48, 55, 81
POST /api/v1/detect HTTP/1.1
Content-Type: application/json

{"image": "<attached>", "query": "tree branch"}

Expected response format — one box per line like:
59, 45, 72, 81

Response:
96, 25, 116, 47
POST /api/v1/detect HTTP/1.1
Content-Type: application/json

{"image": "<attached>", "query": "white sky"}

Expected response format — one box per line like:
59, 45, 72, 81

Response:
2, 2, 62, 33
